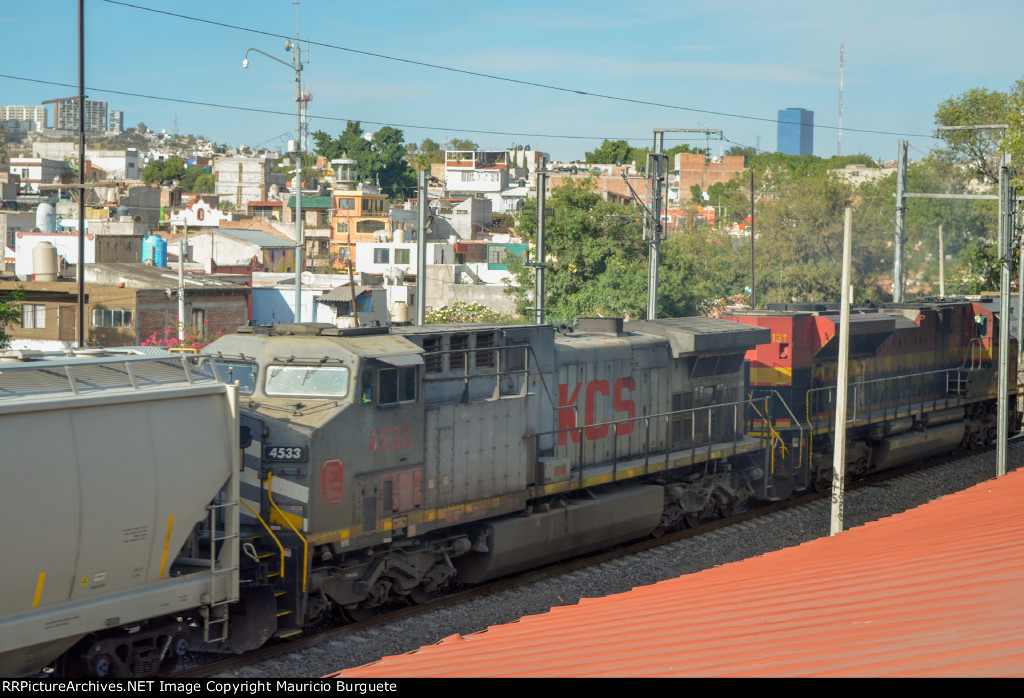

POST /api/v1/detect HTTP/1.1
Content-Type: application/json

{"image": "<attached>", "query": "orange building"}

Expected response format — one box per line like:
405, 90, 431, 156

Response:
329, 183, 391, 267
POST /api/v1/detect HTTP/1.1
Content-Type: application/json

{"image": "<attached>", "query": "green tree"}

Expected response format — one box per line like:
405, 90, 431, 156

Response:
407, 138, 445, 171
0, 286, 25, 349
751, 170, 891, 305
312, 122, 414, 199
506, 179, 649, 321
585, 139, 633, 165
142, 157, 187, 185
507, 178, 748, 320
658, 228, 747, 316
933, 82, 1023, 183
446, 138, 478, 152
192, 172, 216, 193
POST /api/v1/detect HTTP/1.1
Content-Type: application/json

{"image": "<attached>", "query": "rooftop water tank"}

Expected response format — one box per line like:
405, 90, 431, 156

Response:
33, 242, 58, 281
35, 203, 56, 233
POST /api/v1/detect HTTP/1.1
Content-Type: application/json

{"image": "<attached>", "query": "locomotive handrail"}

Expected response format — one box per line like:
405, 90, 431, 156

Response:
537, 397, 769, 477
265, 472, 309, 594
240, 499, 285, 582
805, 366, 975, 428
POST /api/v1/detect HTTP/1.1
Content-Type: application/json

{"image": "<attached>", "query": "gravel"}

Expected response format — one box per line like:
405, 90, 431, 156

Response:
215, 442, 1024, 678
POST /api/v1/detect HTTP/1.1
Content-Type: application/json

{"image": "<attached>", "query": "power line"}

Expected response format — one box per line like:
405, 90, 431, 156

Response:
101, 0, 938, 141
0, 73, 640, 142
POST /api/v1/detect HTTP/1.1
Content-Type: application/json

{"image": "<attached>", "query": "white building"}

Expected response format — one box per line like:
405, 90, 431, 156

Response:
354, 240, 455, 277
86, 149, 141, 180
8, 157, 67, 193
170, 198, 234, 228
444, 151, 509, 195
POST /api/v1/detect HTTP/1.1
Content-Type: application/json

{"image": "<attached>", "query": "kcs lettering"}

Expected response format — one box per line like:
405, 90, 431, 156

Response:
558, 377, 636, 445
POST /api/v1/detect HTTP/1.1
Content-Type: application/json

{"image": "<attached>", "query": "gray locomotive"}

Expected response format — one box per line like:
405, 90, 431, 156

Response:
195, 316, 772, 645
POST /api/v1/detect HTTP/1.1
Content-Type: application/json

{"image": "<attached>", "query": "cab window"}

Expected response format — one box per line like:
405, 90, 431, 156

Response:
370, 366, 417, 406
199, 358, 258, 395
265, 365, 349, 398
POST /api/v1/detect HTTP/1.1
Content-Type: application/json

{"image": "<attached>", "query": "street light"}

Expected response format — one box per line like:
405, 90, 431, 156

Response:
243, 38, 305, 322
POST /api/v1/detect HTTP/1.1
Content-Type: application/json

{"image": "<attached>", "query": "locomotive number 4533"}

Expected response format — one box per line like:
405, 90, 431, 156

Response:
263, 445, 308, 462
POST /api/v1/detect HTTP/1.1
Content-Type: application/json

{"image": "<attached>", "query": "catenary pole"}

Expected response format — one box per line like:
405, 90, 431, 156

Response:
893, 140, 907, 303
534, 157, 547, 325
648, 132, 664, 319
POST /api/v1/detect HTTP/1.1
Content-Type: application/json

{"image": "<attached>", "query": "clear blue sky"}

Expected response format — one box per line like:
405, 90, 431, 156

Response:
3, 0, 1023, 163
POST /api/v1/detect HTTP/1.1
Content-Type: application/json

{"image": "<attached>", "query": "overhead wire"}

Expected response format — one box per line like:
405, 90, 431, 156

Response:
100, 0, 938, 141
0, 73, 647, 143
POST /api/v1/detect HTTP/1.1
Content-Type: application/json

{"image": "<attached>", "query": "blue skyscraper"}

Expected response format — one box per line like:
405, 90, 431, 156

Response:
777, 108, 813, 156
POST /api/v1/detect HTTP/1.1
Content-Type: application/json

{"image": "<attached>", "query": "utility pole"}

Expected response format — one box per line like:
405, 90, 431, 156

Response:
893, 139, 907, 302
416, 170, 428, 325
76, 0, 85, 348
749, 169, 756, 308
243, 30, 305, 322
938, 224, 945, 298
178, 222, 188, 340
997, 156, 1015, 477
292, 31, 304, 323
831, 207, 854, 535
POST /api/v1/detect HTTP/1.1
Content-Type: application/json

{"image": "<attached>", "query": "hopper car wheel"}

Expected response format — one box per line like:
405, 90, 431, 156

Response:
54, 653, 84, 679
159, 636, 188, 675
91, 654, 113, 678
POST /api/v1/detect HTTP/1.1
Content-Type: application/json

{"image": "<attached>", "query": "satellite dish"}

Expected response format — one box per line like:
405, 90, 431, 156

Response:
363, 132, 373, 142
285, 40, 293, 52
301, 271, 315, 286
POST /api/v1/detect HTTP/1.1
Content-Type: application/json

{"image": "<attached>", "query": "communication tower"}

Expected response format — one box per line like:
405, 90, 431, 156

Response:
838, 44, 844, 157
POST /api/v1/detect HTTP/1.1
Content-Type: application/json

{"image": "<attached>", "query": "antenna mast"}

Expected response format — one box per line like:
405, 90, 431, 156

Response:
838, 43, 844, 156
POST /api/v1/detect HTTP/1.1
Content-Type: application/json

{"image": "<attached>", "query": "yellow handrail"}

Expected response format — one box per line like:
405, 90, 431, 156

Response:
266, 472, 309, 593
240, 500, 285, 581
747, 399, 788, 476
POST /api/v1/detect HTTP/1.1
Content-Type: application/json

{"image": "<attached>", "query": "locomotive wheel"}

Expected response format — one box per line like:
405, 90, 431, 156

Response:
340, 605, 373, 624
408, 586, 438, 606
683, 512, 700, 529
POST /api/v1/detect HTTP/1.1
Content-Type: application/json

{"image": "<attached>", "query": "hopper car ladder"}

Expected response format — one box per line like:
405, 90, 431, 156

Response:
200, 498, 241, 644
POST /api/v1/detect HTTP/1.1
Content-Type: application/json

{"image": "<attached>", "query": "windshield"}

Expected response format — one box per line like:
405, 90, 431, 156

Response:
265, 365, 349, 398
196, 358, 258, 395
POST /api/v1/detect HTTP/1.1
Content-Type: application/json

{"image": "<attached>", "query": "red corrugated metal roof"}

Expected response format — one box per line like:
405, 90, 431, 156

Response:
334, 468, 1024, 677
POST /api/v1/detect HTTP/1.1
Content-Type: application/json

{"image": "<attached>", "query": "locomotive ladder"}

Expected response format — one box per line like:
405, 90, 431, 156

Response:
201, 499, 241, 644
